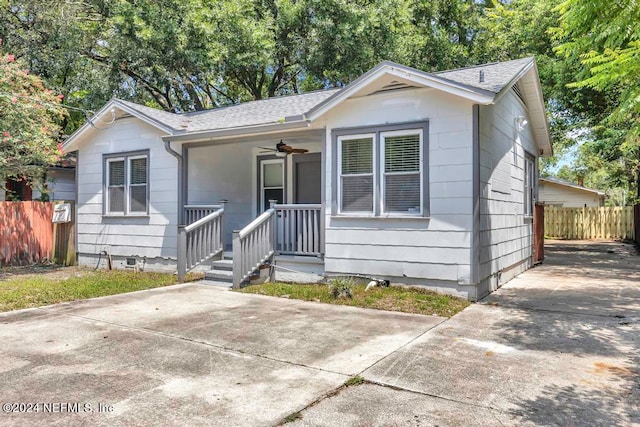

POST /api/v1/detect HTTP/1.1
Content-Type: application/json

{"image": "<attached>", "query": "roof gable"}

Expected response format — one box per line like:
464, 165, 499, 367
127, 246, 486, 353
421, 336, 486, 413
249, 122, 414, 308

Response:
63, 58, 552, 155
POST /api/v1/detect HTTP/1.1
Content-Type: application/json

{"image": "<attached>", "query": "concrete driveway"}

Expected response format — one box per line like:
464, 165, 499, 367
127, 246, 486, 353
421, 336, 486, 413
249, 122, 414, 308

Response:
0, 282, 444, 426
294, 240, 640, 426
1, 240, 639, 426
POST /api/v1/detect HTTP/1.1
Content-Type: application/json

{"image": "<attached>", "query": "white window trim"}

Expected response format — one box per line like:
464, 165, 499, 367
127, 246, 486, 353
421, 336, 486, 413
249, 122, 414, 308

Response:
380, 129, 424, 217
524, 153, 535, 218
104, 151, 149, 217
260, 158, 285, 212
337, 133, 376, 216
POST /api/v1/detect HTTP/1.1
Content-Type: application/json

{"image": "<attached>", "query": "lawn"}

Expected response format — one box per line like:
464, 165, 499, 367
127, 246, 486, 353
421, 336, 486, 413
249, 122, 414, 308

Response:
238, 282, 470, 317
0, 265, 201, 312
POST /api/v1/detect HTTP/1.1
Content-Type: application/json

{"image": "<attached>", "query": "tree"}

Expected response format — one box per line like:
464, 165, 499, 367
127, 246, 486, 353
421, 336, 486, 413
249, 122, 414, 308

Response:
555, 0, 640, 201
0, 48, 66, 191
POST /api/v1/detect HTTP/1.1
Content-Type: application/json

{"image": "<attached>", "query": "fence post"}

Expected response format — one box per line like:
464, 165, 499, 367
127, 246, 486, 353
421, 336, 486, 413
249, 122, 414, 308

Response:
177, 225, 187, 283
232, 230, 242, 289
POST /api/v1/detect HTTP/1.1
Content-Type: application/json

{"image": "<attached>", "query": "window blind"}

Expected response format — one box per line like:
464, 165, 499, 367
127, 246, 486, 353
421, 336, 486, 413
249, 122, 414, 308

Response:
383, 134, 420, 213
340, 137, 373, 212
129, 157, 148, 213
108, 160, 125, 213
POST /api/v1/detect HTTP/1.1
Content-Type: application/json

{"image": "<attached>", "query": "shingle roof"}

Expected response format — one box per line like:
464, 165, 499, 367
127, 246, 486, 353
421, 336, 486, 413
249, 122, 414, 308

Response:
540, 176, 605, 196
435, 57, 534, 93
113, 58, 534, 134
118, 89, 340, 133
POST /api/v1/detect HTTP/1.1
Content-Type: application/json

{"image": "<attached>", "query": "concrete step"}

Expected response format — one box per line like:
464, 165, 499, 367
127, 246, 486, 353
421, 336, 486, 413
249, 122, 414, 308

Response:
194, 279, 233, 290
211, 259, 233, 271
204, 269, 234, 282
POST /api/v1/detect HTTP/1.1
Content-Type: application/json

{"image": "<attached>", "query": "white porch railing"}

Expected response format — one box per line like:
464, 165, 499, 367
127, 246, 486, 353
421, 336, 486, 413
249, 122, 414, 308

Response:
274, 204, 323, 256
232, 205, 276, 288
177, 206, 225, 282
184, 204, 224, 225
232, 202, 323, 288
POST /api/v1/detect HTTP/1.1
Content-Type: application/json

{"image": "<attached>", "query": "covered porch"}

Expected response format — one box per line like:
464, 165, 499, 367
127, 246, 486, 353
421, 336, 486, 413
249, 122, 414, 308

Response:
175, 130, 326, 286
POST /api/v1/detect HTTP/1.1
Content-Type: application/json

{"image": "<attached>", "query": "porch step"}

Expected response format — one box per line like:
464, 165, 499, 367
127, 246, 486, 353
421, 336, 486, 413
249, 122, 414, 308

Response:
194, 279, 233, 290
210, 259, 233, 271
204, 269, 234, 282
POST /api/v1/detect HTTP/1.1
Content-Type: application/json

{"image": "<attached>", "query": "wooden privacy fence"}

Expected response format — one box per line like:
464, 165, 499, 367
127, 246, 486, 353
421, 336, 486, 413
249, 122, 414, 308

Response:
0, 201, 54, 266
0, 201, 76, 266
635, 204, 640, 244
544, 206, 635, 240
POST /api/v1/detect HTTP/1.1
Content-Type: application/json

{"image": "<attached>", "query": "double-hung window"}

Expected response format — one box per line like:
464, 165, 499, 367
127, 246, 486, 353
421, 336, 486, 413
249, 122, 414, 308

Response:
382, 131, 422, 214
105, 151, 149, 215
339, 134, 375, 213
335, 123, 427, 217
524, 153, 535, 217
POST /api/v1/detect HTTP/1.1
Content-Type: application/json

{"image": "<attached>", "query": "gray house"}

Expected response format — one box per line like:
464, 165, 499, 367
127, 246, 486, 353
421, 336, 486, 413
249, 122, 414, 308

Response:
63, 58, 552, 301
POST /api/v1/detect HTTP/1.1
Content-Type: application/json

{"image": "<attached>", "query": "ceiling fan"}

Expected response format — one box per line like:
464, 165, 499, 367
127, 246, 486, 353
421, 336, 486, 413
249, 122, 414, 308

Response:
260, 140, 309, 157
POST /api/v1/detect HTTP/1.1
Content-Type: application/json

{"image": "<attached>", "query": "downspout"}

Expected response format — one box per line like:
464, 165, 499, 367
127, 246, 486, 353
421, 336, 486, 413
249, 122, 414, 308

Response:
163, 140, 184, 225
471, 104, 481, 296
165, 139, 186, 282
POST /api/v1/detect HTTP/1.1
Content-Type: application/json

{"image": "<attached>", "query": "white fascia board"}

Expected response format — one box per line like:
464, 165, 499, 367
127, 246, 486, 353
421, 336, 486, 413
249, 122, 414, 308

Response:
161, 120, 311, 143
62, 99, 176, 152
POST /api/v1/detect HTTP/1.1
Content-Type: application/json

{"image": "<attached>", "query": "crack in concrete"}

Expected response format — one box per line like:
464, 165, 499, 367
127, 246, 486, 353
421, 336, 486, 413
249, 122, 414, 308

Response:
46, 309, 350, 379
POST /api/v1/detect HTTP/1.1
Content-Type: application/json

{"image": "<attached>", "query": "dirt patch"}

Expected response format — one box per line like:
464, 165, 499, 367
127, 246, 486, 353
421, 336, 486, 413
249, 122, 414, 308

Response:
592, 362, 638, 378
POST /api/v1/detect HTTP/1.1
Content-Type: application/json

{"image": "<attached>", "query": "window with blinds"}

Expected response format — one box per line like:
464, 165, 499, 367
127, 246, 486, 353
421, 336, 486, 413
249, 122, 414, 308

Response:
108, 159, 125, 213
382, 132, 421, 214
339, 136, 374, 212
336, 126, 425, 217
104, 152, 149, 215
129, 157, 148, 213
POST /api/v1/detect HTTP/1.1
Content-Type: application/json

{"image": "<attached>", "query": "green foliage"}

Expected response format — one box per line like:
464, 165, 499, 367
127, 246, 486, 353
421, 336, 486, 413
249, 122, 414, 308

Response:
0, 268, 190, 312
239, 282, 470, 317
0, 48, 66, 188
555, 0, 640, 202
329, 277, 354, 299
344, 375, 365, 387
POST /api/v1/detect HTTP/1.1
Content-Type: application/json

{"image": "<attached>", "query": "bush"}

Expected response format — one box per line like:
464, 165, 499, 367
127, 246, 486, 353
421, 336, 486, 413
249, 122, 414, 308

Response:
329, 277, 354, 299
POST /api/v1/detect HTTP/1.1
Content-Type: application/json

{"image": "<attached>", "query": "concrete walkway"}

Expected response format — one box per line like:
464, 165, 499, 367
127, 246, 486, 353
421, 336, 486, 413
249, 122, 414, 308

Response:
1, 240, 638, 426
293, 240, 640, 426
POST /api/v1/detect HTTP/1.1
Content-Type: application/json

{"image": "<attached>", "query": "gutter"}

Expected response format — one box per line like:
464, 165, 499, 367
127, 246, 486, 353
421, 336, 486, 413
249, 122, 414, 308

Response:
161, 119, 311, 143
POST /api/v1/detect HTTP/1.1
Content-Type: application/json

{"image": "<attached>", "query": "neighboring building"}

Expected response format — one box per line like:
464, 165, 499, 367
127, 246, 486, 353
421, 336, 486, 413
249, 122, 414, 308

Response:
62, 57, 552, 301
1, 157, 76, 202
539, 177, 605, 208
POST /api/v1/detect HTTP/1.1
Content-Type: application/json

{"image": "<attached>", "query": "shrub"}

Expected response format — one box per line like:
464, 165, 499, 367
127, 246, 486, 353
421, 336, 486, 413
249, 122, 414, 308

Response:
329, 277, 354, 299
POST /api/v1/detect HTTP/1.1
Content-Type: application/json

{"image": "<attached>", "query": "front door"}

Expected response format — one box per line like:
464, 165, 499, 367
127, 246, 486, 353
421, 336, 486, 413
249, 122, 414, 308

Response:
293, 153, 321, 203
258, 156, 285, 213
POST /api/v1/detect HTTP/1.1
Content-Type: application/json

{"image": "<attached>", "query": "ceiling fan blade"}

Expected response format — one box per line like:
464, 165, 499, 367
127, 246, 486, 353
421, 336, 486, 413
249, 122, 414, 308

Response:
259, 147, 277, 151
290, 148, 309, 154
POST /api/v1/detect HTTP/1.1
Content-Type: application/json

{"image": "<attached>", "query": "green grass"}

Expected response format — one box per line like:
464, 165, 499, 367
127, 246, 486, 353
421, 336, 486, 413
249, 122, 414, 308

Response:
344, 375, 366, 387
0, 267, 200, 312
238, 282, 470, 318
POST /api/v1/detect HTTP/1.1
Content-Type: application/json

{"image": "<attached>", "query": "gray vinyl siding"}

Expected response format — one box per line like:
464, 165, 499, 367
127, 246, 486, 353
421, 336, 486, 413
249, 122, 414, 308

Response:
31, 169, 76, 201
478, 90, 538, 295
75, 117, 180, 267
323, 88, 475, 291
